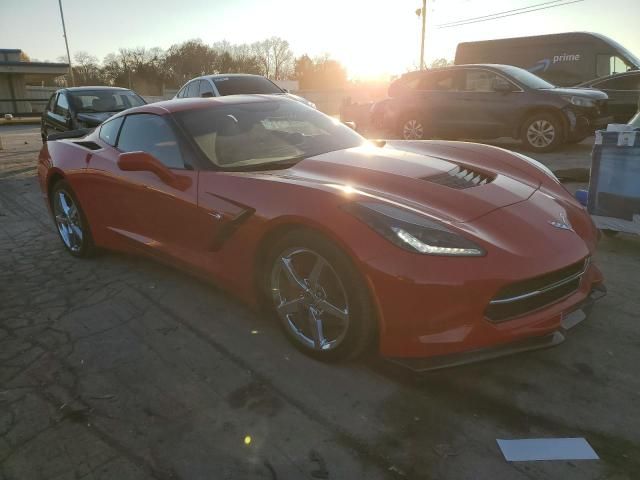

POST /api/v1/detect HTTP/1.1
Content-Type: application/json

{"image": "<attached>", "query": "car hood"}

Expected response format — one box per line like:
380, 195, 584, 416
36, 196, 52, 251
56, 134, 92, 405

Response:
271, 145, 538, 223
542, 87, 608, 100
75, 111, 117, 126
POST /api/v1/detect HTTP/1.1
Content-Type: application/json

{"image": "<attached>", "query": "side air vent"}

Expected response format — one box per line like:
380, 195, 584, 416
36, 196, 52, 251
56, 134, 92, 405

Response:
424, 165, 493, 189
72, 141, 101, 151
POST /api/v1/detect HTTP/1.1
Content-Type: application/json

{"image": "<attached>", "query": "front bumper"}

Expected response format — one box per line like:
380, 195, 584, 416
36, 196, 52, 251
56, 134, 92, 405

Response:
565, 106, 613, 139
388, 284, 606, 372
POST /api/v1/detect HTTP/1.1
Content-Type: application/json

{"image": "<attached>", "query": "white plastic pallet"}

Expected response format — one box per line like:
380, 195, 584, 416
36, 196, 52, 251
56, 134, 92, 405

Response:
592, 214, 640, 235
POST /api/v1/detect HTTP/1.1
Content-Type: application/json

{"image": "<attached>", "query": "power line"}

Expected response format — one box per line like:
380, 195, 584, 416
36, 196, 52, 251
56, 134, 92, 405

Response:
437, 0, 585, 29
436, 0, 566, 27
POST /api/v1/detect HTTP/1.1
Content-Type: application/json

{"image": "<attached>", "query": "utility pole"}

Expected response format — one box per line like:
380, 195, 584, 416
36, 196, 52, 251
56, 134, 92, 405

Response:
58, 0, 75, 86
419, 0, 427, 70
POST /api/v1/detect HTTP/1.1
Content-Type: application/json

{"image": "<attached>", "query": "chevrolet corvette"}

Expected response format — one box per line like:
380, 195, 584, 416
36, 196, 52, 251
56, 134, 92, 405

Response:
37, 95, 605, 370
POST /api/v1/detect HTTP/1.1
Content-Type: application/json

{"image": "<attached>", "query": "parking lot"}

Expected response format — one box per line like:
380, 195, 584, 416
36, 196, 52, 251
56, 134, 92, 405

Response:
1, 126, 639, 479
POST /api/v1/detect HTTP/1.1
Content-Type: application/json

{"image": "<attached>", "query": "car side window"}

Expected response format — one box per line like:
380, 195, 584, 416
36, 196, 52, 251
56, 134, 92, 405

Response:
177, 86, 187, 98
55, 93, 70, 116
463, 70, 513, 92
595, 75, 640, 91
117, 114, 185, 169
199, 80, 215, 97
185, 81, 199, 98
99, 116, 124, 146
418, 71, 458, 91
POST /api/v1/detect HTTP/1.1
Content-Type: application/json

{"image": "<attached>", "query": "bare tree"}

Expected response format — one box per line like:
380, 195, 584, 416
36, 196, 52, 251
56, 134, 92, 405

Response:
251, 37, 293, 79
73, 51, 102, 85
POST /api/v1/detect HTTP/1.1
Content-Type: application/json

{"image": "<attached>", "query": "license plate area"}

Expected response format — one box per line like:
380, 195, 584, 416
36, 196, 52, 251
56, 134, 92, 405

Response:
561, 309, 586, 330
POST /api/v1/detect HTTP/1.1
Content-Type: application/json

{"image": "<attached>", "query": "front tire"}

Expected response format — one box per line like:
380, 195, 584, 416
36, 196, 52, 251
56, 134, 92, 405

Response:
265, 229, 376, 361
521, 112, 564, 152
50, 180, 95, 258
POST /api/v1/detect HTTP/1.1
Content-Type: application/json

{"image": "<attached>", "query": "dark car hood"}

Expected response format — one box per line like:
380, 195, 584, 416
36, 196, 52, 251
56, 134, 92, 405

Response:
542, 87, 608, 100
273, 145, 538, 223
75, 111, 117, 126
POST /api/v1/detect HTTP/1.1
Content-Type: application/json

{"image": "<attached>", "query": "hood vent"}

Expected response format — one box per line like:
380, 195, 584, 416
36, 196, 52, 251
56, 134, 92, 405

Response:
424, 165, 493, 189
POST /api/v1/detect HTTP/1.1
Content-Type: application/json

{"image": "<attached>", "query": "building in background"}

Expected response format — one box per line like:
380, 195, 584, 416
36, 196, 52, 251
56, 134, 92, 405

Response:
0, 49, 68, 117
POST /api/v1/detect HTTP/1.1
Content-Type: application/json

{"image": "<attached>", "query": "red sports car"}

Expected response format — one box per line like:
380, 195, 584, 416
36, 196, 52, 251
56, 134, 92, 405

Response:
37, 95, 605, 370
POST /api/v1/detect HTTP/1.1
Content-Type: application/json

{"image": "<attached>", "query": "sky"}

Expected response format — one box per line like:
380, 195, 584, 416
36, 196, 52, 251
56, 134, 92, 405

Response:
1, 0, 639, 80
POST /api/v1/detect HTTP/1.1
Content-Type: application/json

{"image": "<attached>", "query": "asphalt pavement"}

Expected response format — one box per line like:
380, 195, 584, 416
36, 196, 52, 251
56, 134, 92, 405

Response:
1, 126, 639, 479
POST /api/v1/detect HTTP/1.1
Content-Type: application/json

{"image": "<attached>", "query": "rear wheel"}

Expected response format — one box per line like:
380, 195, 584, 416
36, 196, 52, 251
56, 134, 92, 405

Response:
398, 113, 427, 140
265, 230, 376, 361
521, 112, 564, 152
51, 180, 95, 258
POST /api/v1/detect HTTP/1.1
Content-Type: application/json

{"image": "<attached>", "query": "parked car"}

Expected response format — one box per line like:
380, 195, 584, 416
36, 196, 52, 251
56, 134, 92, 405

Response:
174, 73, 316, 109
38, 95, 605, 369
577, 70, 640, 123
41, 87, 146, 143
372, 64, 610, 152
455, 32, 640, 86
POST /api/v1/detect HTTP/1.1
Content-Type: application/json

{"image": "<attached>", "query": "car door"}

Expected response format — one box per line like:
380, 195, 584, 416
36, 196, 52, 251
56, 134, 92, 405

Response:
45, 92, 72, 133
592, 74, 640, 123
406, 70, 463, 135
86, 113, 209, 265
457, 68, 523, 138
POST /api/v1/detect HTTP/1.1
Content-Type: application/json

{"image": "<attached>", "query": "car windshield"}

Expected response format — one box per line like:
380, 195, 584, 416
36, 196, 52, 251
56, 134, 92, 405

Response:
69, 90, 146, 113
498, 65, 556, 89
174, 99, 365, 170
212, 76, 284, 96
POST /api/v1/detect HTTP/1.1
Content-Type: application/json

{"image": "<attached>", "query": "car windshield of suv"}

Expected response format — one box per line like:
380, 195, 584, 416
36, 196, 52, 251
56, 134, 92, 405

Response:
212, 76, 284, 96
174, 100, 365, 170
498, 65, 556, 89
69, 90, 146, 113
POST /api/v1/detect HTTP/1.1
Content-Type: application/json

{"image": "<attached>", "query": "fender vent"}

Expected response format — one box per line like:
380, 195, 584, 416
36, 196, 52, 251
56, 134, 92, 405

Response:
425, 166, 493, 189
72, 141, 101, 151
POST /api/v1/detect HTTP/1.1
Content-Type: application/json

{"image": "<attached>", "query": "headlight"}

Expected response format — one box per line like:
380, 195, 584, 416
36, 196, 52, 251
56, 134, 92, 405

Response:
561, 95, 596, 107
344, 202, 485, 256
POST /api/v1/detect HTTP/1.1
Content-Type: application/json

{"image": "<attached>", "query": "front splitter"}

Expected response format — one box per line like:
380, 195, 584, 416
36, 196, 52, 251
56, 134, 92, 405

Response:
387, 285, 606, 373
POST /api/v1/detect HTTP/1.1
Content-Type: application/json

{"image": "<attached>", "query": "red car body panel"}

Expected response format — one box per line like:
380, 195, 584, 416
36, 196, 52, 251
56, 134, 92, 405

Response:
38, 98, 604, 361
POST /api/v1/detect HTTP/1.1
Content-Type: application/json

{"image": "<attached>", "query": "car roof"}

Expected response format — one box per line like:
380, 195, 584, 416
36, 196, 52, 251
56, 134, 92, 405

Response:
403, 64, 523, 76
195, 74, 265, 80
577, 69, 640, 86
62, 86, 133, 92
117, 94, 292, 116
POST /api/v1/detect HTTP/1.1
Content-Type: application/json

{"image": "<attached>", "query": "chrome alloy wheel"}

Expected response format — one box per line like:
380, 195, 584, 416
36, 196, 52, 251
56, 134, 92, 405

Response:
53, 190, 84, 253
526, 119, 555, 148
270, 248, 350, 351
402, 119, 424, 140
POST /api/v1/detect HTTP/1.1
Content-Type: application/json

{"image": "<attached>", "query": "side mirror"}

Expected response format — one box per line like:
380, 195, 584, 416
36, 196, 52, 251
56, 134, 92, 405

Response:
117, 151, 191, 190
201, 91, 214, 98
343, 121, 357, 131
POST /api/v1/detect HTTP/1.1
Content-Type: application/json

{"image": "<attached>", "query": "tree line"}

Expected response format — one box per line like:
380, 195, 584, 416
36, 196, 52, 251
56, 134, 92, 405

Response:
48, 37, 347, 94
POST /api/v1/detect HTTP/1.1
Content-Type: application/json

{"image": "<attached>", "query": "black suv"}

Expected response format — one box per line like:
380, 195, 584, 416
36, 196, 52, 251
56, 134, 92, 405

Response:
372, 64, 611, 152
41, 87, 146, 142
